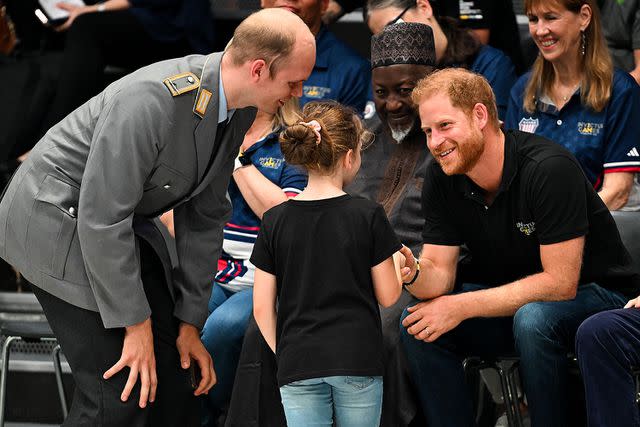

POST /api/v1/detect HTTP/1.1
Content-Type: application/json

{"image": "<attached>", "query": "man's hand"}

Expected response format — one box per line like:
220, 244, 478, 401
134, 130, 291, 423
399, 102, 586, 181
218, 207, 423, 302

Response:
402, 295, 464, 342
103, 318, 157, 408
176, 323, 216, 396
624, 295, 640, 309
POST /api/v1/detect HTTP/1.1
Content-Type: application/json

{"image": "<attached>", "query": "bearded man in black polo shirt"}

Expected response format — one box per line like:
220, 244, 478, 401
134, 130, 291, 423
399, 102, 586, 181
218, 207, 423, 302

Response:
399, 68, 640, 427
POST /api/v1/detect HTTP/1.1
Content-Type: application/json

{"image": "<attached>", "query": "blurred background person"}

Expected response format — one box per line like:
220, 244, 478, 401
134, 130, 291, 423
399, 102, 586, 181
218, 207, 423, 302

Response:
262, 0, 371, 113
598, 0, 640, 84
5, 0, 215, 170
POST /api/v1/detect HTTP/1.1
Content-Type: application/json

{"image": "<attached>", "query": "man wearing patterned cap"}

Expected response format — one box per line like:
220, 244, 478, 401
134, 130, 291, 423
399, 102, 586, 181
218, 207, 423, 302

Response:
349, 21, 436, 257
346, 21, 436, 426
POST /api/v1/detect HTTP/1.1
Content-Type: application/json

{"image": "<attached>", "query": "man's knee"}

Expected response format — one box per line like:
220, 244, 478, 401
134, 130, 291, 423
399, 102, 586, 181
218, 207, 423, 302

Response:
513, 302, 559, 348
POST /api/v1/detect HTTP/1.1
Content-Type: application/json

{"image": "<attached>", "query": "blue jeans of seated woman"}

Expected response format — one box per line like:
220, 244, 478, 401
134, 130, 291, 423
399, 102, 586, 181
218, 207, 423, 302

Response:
279, 376, 383, 427
200, 285, 253, 423
399, 282, 626, 427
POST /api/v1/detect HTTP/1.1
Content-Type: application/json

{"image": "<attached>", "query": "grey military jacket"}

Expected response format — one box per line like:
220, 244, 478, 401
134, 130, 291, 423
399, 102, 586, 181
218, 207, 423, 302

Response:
0, 52, 256, 329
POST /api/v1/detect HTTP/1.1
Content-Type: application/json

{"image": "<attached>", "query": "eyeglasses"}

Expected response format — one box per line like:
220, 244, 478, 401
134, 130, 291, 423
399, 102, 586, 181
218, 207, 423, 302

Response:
385, 5, 413, 27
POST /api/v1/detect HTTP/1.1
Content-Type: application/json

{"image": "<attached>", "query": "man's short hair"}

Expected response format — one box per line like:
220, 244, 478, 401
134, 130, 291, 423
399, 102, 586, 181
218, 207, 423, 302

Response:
226, 10, 297, 77
412, 68, 500, 128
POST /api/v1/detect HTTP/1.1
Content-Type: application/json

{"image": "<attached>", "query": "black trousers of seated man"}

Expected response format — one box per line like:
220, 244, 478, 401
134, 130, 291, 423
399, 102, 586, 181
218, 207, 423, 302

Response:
32, 238, 199, 427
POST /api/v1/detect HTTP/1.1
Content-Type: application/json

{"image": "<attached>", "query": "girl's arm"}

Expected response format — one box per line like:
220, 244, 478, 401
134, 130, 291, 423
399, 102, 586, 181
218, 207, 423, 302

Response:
371, 245, 414, 308
253, 268, 278, 353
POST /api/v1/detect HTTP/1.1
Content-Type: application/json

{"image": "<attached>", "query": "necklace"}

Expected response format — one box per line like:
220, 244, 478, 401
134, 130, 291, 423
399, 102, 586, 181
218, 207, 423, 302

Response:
556, 82, 580, 104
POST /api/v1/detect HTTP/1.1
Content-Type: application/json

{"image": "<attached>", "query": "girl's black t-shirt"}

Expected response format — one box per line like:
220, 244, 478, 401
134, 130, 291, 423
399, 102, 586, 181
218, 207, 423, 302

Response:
250, 194, 402, 387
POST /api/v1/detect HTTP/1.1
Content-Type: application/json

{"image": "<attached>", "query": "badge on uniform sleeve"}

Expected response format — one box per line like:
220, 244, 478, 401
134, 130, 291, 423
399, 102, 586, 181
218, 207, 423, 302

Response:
163, 72, 200, 97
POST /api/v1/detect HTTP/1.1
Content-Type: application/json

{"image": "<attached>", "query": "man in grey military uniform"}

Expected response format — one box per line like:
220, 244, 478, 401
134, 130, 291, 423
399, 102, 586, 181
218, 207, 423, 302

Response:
0, 9, 315, 427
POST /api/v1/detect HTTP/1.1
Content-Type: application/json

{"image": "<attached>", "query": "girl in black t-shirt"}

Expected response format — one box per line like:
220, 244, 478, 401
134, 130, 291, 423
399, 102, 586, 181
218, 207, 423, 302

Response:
250, 101, 415, 427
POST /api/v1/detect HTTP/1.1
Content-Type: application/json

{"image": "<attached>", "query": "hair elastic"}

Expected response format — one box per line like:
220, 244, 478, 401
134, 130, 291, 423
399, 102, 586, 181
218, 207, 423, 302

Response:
300, 120, 322, 145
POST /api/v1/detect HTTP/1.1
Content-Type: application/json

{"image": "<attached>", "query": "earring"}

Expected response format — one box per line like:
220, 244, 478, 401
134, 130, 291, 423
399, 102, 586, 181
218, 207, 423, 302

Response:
580, 31, 586, 56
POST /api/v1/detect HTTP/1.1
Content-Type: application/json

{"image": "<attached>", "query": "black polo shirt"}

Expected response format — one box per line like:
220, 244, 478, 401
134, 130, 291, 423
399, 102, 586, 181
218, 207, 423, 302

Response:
422, 129, 640, 297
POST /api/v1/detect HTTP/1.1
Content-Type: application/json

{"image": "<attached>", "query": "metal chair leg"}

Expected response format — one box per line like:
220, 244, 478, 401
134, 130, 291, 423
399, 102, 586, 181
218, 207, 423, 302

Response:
52, 344, 68, 418
495, 365, 519, 427
0, 336, 18, 427
506, 361, 523, 427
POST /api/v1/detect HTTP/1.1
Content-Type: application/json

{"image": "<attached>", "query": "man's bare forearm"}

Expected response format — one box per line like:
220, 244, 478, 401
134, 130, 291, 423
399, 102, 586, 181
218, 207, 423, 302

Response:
454, 271, 578, 319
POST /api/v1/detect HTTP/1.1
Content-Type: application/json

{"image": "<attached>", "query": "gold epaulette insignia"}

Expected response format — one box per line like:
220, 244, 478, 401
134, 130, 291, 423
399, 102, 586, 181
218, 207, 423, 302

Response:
163, 72, 200, 97
194, 89, 212, 118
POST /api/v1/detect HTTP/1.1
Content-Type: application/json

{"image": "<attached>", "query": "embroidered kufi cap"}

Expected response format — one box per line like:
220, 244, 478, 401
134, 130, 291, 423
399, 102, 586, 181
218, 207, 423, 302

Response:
371, 22, 436, 69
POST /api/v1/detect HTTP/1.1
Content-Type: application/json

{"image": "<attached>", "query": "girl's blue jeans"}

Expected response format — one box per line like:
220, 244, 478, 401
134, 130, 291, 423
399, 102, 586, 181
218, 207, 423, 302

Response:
279, 375, 383, 427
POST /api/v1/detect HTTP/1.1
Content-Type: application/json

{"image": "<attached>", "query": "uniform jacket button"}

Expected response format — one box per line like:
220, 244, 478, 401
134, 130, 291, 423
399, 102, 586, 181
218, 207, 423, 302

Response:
69, 206, 76, 216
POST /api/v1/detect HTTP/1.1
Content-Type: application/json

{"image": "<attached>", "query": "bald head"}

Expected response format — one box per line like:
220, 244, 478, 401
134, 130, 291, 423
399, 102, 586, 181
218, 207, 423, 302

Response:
226, 9, 314, 76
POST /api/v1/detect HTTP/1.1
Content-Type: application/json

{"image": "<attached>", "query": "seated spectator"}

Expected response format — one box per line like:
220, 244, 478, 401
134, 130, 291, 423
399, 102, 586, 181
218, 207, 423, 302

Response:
349, 21, 434, 256
506, 0, 640, 211
599, 0, 640, 84
346, 22, 435, 426
224, 23, 436, 427
399, 67, 639, 427
576, 292, 640, 427
322, 0, 525, 74
26, 0, 216, 158
365, 0, 517, 120
262, 0, 371, 113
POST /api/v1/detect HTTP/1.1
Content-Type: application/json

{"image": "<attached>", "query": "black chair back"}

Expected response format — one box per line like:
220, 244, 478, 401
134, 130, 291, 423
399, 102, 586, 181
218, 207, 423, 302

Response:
611, 211, 640, 274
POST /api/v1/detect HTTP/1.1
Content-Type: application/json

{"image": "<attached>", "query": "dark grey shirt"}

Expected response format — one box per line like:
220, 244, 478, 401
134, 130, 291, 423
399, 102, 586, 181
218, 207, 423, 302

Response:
347, 116, 433, 255
600, 0, 640, 71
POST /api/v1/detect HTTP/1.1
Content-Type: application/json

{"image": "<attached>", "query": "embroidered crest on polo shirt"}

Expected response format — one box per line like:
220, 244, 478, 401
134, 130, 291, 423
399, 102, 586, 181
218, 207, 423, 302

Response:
304, 86, 331, 99
627, 147, 640, 157
258, 157, 283, 169
518, 117, 539, 134
577, 122, 603, 136
516, 221, 536, 236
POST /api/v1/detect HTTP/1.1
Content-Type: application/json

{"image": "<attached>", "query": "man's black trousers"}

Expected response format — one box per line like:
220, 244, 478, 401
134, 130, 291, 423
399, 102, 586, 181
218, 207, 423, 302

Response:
32, 238, 199, 427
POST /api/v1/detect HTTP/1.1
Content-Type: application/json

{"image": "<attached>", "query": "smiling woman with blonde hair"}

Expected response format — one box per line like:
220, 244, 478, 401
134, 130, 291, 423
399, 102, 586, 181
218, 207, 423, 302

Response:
505, 0, 640, 210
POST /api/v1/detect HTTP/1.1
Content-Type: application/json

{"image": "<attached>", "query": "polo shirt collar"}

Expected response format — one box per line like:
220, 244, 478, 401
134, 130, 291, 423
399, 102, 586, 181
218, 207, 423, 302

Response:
457, 131, 518, 203
536, 85, 581, 115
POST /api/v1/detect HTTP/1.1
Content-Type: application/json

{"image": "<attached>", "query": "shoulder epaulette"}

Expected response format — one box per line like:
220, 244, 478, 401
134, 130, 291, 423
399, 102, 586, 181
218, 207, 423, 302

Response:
163, 72, 200, 97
